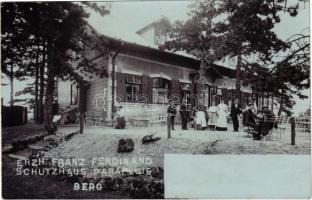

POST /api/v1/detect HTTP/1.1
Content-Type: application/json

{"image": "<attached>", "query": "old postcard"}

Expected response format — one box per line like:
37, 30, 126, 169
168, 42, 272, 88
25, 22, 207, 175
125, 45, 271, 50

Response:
1, 0, 310, 199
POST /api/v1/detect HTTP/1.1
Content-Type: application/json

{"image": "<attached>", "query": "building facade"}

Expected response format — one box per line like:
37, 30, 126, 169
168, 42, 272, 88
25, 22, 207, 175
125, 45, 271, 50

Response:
57, 18, 274, 123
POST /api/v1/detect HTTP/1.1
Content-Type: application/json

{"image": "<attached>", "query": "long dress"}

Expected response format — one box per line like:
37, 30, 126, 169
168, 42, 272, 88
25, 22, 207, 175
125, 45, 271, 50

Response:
195, 111, 207, 129
208, 106, 218, 126
216, 103, 228, 131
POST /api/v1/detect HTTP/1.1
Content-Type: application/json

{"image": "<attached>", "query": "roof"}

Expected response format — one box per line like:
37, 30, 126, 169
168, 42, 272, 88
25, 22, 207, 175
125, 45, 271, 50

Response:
85, 8, 236, 74
104, 34, 200, 70
85, 7, 158, 49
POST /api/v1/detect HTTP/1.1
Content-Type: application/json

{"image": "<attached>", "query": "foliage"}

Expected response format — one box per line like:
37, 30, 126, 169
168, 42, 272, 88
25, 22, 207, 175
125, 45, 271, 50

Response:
164, 0, 309, 110
1, 2, 110, 123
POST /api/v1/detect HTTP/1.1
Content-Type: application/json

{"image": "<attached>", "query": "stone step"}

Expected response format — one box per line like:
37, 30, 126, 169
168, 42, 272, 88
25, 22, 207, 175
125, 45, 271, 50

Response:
8, 154, 29, 161
28, 144, 45, 150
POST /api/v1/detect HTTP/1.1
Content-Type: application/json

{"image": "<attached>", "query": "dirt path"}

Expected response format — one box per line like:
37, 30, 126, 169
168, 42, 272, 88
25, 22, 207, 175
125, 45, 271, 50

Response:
164, 128, 310, 154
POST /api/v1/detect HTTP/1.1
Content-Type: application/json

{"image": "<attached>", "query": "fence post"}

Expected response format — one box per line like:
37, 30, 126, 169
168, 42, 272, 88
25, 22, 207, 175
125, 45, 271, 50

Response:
167, 114, 171, 139
290, 117, 296, 145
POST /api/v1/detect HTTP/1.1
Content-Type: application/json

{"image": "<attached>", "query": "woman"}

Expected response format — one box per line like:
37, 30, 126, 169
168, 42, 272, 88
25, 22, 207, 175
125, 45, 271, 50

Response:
189, 106, 196, 128
208, 102, 218, 130
115, 106, 126, 129
195, 107, 207, 130
216, 100, 228, 131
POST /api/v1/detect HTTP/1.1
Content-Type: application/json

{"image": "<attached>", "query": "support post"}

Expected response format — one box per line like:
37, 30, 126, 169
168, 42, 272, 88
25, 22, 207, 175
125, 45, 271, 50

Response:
78, 82, 87, 134
80, 113, 85, 134
167, 114, 171, 139
291, 117, 296, 145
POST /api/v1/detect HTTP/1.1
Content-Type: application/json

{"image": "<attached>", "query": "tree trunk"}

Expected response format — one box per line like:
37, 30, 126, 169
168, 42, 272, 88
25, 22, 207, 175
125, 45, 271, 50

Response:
78, 82, 87, 134
261, 89, 264, 108
39, 41, 46, 123
271, 92, 274, 111
197, 58, 206, 107
34, 43, 40, 122
236, 55, 242, 104
44, 42, 55, 126
9, 65, 14, 107
278, 88, 284, 117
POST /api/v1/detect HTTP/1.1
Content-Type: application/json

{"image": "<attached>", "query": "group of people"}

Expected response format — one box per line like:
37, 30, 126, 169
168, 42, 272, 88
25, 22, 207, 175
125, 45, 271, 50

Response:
243, 101, 276, 140
167, 99, 241, 132
115, 99, 276, 141
167, 98, 276, 140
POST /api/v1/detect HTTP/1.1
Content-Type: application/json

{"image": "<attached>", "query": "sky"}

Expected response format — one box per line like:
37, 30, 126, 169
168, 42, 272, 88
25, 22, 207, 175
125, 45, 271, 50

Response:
1, 0, 310, 115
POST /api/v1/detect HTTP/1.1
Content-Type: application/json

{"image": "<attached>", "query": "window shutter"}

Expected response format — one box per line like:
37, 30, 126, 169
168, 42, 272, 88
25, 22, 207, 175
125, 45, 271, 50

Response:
170, 79, 181, 102
190, 82, 196, 105
142, 75, 153, 104
222, 88, 229, 105
241, 92, 247, 108
115, 72, 126, 102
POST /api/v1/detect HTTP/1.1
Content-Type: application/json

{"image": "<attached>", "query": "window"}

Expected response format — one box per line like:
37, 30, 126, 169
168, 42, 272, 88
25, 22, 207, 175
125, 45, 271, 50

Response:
125, 74, 142, 102
228, 89, 236, 102
152, 78, 170, 104
228, 89, 236, 106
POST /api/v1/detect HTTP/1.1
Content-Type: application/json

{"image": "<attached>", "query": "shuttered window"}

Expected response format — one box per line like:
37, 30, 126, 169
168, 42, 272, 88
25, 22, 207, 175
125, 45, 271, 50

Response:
222, 88, 229, 105
152, 78, 170, 104
125, 74, 142, 102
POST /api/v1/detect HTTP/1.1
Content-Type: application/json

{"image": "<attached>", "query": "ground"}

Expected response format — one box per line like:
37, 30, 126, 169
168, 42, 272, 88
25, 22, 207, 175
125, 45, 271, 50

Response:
2, 123, 310, 198
45, 126, 165, 173
49, 124, 310, 156
164, 127, 310, 154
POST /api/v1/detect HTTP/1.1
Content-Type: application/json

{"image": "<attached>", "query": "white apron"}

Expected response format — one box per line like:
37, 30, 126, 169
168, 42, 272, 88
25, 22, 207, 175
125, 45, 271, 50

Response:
195, 111, 207, 127
217, 103, 228, 128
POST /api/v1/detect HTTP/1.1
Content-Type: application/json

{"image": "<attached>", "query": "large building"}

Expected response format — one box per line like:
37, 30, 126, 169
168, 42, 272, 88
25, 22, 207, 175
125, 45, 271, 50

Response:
57, 16, 271, 124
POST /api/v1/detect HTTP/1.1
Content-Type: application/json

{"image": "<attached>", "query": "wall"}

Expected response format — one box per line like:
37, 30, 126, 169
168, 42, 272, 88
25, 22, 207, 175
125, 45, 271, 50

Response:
84, 55, 109, 119
107, 53, 197, 119
85, 77, 108, 118
137, 25, 156, 45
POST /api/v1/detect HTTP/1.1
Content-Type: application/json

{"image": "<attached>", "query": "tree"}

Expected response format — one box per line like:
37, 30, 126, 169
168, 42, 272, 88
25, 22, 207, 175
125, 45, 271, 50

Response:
164, 0, 307, 109
1, 2, 110, 129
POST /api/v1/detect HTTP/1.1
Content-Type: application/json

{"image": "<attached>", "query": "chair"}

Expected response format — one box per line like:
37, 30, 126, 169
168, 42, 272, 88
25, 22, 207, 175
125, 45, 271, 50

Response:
264, 117, 276, 140
92, 114, 104, 126
275, 116, 288, 139
85, 112, 93, 126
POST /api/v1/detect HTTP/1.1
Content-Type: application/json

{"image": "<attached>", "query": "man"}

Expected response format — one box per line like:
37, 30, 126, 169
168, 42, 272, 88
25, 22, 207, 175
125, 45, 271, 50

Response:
115, 106, 126, 129
230, 98, 242, 132
253, 106, 275, 140
179, 104, 189, 130
167, 101, 177, 130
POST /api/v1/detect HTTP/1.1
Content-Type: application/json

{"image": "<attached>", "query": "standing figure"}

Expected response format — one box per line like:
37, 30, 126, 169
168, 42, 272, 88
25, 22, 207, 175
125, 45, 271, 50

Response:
189, 106, 196, 128
179, 104, 189, 130
115, 106, 126, 129
230, 98, 242, 132
216, 100, 228, 131
195, 107, 207, 130
167, 101, 177, 130
208, 102, 218, 130
204, 106, 209, 127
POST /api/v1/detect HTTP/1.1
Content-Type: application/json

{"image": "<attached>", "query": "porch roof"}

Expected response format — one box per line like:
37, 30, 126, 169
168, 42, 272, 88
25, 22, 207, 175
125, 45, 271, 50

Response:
86, 23, 236, 77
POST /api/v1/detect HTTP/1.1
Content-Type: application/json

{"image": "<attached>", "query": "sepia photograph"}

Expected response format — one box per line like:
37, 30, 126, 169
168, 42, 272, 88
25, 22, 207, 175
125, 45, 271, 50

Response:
1, 0, 310, 199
